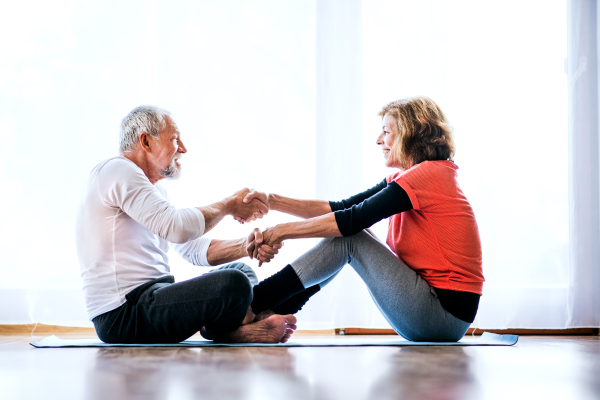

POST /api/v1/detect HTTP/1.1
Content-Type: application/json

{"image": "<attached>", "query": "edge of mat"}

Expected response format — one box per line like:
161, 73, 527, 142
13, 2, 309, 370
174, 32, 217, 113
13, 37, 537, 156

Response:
30, 332, 519, 348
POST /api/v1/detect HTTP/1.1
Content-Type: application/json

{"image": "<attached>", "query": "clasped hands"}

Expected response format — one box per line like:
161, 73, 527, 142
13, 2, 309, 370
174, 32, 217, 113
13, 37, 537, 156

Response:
229, 189, 282, 267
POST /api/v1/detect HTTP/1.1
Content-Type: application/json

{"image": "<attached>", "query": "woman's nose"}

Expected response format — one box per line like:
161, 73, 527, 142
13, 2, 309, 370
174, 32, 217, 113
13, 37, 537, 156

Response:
376, 132, 384, 145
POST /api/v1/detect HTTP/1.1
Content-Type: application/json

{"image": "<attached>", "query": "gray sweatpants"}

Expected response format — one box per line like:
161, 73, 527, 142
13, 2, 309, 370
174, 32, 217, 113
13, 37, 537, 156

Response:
291, 230, 470, 342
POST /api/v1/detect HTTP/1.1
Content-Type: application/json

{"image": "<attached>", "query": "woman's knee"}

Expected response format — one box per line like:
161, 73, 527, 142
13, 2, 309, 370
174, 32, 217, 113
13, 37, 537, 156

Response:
327, 230, 374, 248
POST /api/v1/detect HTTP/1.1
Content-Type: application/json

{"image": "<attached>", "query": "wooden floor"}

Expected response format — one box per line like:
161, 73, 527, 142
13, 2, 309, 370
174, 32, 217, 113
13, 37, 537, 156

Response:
1, 332, 599, 400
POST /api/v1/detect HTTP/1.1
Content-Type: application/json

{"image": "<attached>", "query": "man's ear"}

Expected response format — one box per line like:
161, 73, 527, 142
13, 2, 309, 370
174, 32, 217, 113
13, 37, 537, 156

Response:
139, 132, 152, 153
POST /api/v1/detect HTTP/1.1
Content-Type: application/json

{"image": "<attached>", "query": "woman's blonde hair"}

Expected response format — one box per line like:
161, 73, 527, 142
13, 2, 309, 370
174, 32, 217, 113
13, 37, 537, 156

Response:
379, 96, 455, 169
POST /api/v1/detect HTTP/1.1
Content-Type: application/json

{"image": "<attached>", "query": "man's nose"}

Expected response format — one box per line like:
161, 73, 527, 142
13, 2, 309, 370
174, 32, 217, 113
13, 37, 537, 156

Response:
179, 141, 187, 153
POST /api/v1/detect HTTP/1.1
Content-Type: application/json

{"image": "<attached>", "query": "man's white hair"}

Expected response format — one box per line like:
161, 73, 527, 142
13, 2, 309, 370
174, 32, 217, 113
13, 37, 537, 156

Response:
119, 105, 171, 153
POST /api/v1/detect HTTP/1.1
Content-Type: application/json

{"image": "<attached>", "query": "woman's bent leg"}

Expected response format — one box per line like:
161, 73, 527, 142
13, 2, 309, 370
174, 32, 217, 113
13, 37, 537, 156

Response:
291, 231, 470, 342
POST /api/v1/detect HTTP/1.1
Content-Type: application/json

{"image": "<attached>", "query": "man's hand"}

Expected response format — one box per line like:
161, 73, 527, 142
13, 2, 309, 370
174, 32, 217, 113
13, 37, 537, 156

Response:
243, 190, 270, 208
246, 227, 282, 267
233, 190, 271, 224
228, 188, 269, 223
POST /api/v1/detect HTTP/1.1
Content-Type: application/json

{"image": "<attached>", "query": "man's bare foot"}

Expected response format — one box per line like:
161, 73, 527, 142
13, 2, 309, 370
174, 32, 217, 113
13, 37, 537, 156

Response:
254, 310, 274, 322
281, 327, 295, 343
241, 306, 256, 325
218, 314, 297, 343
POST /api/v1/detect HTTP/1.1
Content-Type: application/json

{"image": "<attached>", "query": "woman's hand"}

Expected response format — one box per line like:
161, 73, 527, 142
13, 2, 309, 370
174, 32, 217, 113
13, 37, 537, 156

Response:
229, 188, 268, 224
245, 227, 283, 267
243, 190, 271, 209
233, 189, 269, 224
261, 226, 283, 248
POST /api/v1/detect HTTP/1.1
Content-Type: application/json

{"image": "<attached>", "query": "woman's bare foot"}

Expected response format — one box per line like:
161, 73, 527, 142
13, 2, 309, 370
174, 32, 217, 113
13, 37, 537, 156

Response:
219, 314, 297, 343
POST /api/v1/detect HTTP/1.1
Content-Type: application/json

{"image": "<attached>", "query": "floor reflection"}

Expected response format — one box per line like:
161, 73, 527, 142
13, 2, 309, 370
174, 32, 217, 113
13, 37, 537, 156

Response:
367, 347, 482, 400
86, 346, 316, 400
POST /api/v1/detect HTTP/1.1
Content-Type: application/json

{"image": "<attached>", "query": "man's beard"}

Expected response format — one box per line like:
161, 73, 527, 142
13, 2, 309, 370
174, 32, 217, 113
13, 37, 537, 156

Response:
161, 154, 182, 180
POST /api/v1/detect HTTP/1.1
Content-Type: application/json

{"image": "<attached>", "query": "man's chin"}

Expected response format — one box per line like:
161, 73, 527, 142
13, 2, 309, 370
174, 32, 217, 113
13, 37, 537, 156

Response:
160, 166, 182, 180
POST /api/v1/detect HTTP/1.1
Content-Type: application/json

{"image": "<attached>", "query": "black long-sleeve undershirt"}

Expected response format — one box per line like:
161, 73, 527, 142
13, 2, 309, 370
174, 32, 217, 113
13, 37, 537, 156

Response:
330, 179, 412, 237
329, 178, 389, 211
328, 179, 480, 323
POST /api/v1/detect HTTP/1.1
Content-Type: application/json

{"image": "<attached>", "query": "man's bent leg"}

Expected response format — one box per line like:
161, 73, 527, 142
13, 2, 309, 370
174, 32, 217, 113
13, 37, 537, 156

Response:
206, 262, 258, 286
94, 269, 252, 344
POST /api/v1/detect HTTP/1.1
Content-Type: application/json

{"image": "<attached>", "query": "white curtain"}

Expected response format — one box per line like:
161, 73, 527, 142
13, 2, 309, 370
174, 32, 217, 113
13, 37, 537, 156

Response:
1, 0, 596, 330
0, 0, 318, 327
567, 0, 600, 327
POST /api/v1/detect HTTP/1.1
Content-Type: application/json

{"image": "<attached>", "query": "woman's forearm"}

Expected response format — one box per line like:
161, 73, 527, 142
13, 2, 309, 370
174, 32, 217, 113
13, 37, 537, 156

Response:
269, 194, 332, 219
270, 213, 342, 243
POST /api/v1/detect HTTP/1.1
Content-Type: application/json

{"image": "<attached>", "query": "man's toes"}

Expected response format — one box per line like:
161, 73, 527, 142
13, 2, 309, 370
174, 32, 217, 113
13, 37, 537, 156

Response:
283, 314, 297, 325
286, 324, 297, 331
281, 333, 292, 343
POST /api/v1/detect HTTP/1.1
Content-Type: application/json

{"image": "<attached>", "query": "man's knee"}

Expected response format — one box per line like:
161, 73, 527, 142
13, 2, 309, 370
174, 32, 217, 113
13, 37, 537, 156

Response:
223, 262, 258, 286
215, 269, 253, 302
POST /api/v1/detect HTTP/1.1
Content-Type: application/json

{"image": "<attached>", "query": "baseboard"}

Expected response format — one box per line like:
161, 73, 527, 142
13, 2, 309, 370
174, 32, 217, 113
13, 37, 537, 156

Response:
465, 328, 599, 335
0, 324, 336, 337
0, 324, 96, 335
2, 324, 597, 336
336, 327, 600, 335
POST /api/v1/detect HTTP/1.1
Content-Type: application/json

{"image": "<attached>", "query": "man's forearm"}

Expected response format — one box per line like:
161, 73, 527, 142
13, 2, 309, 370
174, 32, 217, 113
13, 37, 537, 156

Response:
206, 238, 246, 266
199, 189, 269, 232
196, 199, 231, 235
269, 194, 332, 219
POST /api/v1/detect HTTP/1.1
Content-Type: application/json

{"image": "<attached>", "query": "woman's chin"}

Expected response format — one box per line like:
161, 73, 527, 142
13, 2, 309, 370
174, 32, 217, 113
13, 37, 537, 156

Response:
384, 159, 397, 169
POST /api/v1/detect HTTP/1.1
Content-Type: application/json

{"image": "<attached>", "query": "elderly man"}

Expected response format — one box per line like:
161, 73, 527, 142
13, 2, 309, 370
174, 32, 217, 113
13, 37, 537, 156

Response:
75, 105, 296, 344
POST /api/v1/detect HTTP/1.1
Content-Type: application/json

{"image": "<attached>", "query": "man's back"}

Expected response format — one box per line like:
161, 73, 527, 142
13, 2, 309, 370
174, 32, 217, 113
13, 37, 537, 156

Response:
76, 156, 204, 320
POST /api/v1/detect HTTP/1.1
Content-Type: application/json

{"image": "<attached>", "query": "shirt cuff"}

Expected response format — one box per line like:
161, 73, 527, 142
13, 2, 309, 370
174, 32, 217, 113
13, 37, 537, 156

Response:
197, 237, 212, 266
394, 179, 420, 210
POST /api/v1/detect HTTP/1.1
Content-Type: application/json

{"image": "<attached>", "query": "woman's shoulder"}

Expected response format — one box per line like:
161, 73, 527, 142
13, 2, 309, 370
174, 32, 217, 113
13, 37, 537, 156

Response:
416, 160, 458, 172
405, 160, 457, 178
386, 171, 403, 183
387, 161, 459, 190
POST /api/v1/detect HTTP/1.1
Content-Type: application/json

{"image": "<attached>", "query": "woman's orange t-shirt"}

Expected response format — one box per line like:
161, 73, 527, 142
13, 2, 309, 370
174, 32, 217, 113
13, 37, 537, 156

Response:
386, 160, 484, 295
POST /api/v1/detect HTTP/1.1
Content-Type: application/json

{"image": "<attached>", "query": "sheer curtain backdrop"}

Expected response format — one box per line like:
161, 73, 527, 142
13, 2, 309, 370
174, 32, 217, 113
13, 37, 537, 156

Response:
0, 0, 596, 329
567, 0, 600, 327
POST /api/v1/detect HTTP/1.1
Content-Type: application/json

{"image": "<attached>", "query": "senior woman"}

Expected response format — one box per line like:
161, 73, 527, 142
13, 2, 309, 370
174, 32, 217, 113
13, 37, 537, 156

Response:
244, 96, 484, 342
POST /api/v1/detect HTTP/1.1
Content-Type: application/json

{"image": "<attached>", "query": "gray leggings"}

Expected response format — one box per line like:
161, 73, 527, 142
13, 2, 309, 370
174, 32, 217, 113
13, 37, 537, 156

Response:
291, 230, 470, 342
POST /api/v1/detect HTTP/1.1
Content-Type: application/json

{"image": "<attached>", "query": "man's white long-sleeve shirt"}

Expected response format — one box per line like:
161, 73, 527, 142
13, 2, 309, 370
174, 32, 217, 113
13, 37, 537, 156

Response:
76, 156, 212, 320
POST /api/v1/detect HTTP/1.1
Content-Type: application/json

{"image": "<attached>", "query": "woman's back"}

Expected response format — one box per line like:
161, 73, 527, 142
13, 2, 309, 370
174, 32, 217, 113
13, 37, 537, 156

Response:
386, 160, 484, 294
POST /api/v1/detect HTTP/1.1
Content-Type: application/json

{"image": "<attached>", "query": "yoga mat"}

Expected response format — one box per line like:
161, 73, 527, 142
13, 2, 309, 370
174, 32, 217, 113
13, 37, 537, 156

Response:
30, 332, 517, 348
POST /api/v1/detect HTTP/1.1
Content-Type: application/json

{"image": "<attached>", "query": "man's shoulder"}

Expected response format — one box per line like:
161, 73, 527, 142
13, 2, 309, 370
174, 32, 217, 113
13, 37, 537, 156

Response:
93, 156, 140, 176
91, 156, 146, 188
93, 156, 134, 171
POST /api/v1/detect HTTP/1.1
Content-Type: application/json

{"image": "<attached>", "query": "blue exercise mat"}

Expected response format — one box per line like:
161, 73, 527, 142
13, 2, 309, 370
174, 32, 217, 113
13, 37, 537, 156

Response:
30, 332, 517, 348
